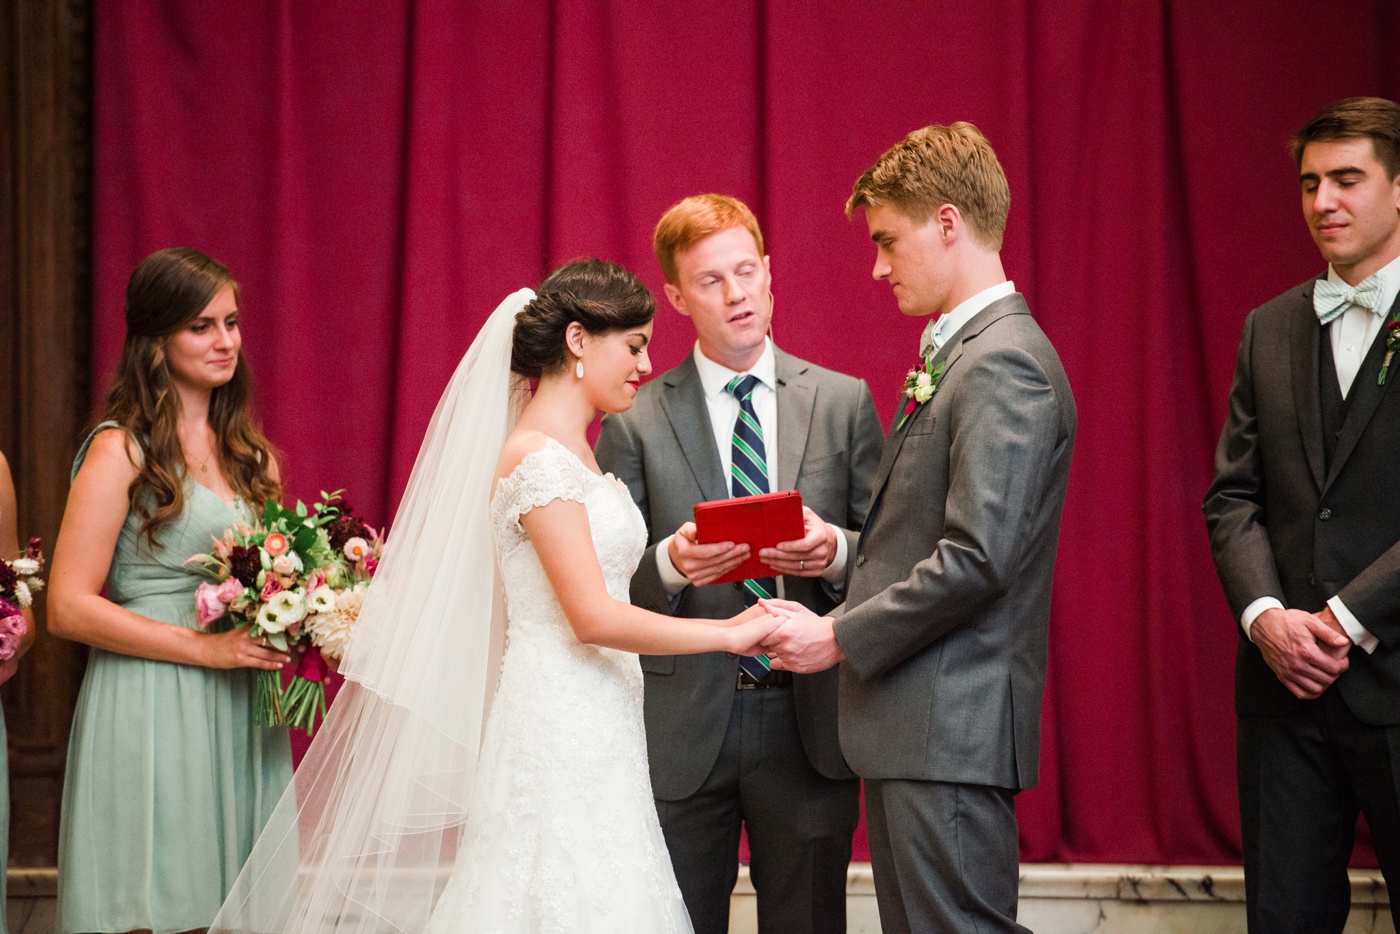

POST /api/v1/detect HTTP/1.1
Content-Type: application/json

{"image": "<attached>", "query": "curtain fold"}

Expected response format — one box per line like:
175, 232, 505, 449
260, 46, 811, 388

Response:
93, 0, 1398, 866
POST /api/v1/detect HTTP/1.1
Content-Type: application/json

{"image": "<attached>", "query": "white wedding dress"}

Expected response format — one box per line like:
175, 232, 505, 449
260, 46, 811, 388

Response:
424, 438, 693, 933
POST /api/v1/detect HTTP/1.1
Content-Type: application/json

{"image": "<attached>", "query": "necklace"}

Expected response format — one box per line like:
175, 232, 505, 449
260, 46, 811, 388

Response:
184, 432, 216, 475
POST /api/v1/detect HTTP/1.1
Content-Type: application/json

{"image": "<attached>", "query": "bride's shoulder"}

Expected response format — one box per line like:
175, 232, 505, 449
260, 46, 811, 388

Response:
494, 431, 582, 486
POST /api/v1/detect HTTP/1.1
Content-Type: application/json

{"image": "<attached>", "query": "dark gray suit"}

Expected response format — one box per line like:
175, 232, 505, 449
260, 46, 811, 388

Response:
833, 294, 1075, 933
1204, 277, 1400, 933
596, 346, 883, 934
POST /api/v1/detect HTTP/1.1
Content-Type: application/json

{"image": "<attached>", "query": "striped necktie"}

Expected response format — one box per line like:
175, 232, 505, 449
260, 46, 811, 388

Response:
726, 374, 776, 683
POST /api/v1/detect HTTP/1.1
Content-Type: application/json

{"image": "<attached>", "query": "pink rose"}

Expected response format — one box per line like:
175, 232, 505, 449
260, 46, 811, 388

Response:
215, 577, 244, 604
306, 572, 326, 593
195, 583, 229, 628
0, 614, 25, 638
0, 629, 18, 661
260, 579, 284, 602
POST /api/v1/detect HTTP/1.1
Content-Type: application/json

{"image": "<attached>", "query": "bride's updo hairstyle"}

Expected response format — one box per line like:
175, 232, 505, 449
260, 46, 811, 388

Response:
511, 258, 655, 379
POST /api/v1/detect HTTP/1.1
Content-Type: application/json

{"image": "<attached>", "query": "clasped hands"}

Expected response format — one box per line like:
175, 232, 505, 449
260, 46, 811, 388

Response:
669, 505, 836, 586
1252, 606, 1352, 700
721, 598, 845, 673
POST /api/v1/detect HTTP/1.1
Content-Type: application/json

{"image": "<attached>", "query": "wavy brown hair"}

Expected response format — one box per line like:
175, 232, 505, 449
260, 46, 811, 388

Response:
101, 247, 280, 546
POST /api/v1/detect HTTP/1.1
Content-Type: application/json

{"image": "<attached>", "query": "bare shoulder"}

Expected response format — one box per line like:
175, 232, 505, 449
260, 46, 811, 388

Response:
495, 429, 559, 483
77, 428, 142, 485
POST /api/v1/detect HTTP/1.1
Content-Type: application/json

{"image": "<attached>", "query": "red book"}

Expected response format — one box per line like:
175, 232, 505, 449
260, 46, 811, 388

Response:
692, 490, 804, 585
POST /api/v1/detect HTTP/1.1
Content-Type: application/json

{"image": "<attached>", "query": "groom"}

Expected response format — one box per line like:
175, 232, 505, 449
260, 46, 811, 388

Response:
761, 123, 1077, 933
596, 193, 883, 934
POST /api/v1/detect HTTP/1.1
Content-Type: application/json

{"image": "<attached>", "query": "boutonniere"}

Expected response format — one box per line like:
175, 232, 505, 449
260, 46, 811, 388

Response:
1380, 306, 1400, 386
894, 356, 946, 431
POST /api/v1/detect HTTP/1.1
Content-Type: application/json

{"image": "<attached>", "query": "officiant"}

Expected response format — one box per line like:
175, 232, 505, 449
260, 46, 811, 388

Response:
595, 193, 883, 934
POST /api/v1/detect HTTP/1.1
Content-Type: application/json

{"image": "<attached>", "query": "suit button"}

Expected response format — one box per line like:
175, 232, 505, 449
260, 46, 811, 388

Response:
1309, 573, 1317, 586
1319, 507, 1332, 521
856, 553, 866, 567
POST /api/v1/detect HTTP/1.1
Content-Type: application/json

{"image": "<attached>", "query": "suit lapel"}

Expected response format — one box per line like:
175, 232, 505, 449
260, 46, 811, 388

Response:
865, 296, 1029, 513
1290, 282, 1327, 492
774, 350, 814, 492
1324, 291, 1400, 491
659, 354, 729, 502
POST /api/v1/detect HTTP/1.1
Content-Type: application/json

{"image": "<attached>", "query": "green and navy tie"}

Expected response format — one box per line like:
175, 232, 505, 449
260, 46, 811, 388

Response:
727, 374, 776, 682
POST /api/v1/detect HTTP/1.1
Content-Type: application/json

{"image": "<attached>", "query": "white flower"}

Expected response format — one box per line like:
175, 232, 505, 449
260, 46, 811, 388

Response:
343, 537, 370, 563
913, 384, 935, 404
915, 372, 932, 389
307, 585, 337, 613
10, 558, 39, 576
13, 581, 31, 609
271, 555, 295, 576
24, 577, 43, 594
305, 585, 366, 660
258, 589, 307, 634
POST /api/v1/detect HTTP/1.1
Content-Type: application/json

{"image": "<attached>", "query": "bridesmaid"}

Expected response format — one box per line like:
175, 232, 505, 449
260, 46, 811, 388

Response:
0, 451, 38, 934
48, 248, 294, 933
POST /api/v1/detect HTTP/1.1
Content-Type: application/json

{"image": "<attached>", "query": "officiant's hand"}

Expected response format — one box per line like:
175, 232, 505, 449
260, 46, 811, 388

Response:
757, 598, 844, 673
669, 521, 750, 586
760, 506, 836, 577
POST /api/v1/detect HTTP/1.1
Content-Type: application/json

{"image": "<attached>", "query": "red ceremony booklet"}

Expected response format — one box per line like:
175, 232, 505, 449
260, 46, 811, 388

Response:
693, 490, 805, 585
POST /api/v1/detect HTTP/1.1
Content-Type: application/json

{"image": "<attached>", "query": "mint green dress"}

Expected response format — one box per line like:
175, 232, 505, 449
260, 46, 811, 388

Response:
56, 425, 293, 934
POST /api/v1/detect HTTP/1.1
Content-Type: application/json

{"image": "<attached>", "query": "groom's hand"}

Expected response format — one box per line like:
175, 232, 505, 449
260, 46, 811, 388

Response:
760, 506, 837, 577
758, 599, 844, 673
1251, 607, 1350, 699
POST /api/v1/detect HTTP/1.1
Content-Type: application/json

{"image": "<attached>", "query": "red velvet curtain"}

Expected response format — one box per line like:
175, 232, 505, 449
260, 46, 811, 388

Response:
92, 0, 1400, 866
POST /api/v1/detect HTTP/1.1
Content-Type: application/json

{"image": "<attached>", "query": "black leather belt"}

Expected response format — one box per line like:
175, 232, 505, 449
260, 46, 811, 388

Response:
737, 668, 793, 690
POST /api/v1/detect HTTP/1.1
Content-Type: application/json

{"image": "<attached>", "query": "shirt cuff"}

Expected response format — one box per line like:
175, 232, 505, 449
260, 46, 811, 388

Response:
1240, 596, 1284, 641
1326, 595, 1380, 654
821, 524, 849, 583
655, 535, 690, 598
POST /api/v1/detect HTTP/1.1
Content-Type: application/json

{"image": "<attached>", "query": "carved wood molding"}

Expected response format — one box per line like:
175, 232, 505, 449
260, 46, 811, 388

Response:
1, 0, 94, 864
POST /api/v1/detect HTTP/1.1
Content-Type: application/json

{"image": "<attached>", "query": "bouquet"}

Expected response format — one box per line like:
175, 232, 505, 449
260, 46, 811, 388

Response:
186, 492, 382, 734
0, 538, 43, 660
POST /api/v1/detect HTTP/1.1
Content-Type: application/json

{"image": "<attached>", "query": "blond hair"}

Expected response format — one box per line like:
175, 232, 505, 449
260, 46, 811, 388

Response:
847, 122, 1010, 250
653, 194, 766, 285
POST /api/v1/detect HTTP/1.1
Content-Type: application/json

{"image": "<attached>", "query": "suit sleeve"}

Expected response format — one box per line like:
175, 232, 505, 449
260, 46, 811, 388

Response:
1202, 311, 1286, 628
833, 344, 1063, 680
594, 410, 676, 617
1336, 536, 1400, 649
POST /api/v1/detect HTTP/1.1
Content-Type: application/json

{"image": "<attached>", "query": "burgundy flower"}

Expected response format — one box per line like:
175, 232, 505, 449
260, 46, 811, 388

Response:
0, 561, 16, 598
229, 545, 262, 588
326, 506, 373, 554
25, 538, 41, 560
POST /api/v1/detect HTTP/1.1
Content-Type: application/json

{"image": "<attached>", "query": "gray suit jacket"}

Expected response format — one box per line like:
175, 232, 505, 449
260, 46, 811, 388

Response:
1204, 278, 1400, 724
595, 347, 884, 800
833, 294, 1075, 790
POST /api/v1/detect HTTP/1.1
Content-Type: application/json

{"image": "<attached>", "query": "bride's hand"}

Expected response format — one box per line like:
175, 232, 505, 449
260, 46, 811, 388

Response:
726, 612, 782, 656
718, 604, 768, 628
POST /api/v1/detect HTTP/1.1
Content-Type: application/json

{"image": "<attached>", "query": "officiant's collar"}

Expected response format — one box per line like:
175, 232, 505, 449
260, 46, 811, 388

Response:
694, 337, 777, 397
920, 280, 1016, 356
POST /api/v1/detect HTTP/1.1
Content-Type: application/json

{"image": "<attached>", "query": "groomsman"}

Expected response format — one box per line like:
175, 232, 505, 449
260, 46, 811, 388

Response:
760, 123, 1076, 933
595, 194, 883, 934
1204, 97, 1400, 933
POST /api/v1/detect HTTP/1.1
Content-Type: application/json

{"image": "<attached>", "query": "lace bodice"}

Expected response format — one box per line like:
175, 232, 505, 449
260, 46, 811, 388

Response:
489, 438, 647, 628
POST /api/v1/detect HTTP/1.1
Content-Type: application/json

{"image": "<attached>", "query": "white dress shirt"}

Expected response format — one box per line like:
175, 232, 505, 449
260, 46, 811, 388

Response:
920, 280, 1017, 355
656, 339, 849, 596
1240, 254, 1400, 654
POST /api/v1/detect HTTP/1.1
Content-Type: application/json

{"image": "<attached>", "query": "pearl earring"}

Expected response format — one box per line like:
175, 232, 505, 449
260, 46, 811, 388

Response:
575, 359, 584, 379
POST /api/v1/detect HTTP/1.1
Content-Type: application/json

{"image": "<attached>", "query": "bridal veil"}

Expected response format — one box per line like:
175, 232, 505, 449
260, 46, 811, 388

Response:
211, 289, 534, 933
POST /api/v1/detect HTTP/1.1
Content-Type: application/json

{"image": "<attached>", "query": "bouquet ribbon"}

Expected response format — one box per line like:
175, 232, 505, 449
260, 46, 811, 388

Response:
295, 645, 330, 683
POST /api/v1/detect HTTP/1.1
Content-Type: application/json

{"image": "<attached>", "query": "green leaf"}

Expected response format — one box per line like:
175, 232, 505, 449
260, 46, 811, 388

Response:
267, 631, 288, 652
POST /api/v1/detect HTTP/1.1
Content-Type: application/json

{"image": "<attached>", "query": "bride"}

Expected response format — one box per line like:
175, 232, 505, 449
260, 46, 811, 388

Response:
211, 259, 778, 934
